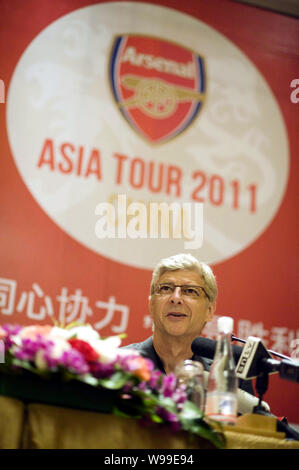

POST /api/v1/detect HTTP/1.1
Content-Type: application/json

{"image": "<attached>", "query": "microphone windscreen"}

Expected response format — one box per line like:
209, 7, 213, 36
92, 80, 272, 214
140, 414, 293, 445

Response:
191, 337, 216, 359
191, 336, 244, 363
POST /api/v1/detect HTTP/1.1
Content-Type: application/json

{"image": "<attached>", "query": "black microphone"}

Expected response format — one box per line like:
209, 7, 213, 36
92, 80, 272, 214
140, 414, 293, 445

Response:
192, 336, 299, 440
191, 336, 271, 413
232, 335, 292, 361
191, 336, 244, 364
235, 336, 299, 383
191, 336, 299, 383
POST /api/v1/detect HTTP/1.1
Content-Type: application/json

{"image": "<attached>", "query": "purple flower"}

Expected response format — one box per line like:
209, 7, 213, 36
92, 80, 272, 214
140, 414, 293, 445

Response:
43, 351, 59, 369
89, 361, 115, 379
137, 381, 148, 391
117, 354, 140, 373
2, 324, 23, 336
156, 406, 181, 431
122, 382, 134, 393
172, 384, 188, 405
161, 373, 177, 398
59, 349, 89, 375
14, 336, 54, 362
149, 370, 163, 390
2, 324, 23, 349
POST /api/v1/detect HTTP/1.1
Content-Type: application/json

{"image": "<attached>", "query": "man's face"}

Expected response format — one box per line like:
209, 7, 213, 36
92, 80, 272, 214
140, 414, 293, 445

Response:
149, 269, 216, 339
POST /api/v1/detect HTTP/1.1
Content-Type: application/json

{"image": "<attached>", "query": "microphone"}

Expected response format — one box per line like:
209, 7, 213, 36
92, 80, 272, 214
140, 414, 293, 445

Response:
192, 336, 271, 413
232, 335, 292, 361
193, 336, 299, 439
235, 336, 299, 382
191, 336, 299, 383
191, 336, 244, 364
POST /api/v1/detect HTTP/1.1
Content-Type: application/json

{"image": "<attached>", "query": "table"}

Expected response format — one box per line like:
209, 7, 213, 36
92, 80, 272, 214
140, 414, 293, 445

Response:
1, 396, 299, 450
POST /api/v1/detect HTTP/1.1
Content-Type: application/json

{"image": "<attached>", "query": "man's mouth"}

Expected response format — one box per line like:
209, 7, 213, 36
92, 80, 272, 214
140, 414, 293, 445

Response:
166, 312, 187, 318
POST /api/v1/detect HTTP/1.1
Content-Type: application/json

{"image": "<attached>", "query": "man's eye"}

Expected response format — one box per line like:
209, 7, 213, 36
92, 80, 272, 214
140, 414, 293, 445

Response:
160, 285, 171, 291
184, 287, 199, 296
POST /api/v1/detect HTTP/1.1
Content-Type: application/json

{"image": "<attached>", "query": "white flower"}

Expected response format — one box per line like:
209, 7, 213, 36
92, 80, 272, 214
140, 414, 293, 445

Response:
35, 350, 48, 370
49, 327, 72, 340
34, 336, 71, 370
99, 336, 121, 349
64, 325, 100, 343
92, 336, 122, 364
9, 334, 22, 347
49, 336, 71, 359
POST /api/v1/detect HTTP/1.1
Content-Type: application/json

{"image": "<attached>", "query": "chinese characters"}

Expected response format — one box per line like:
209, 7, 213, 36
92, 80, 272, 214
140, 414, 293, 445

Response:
0, 277, 130, 335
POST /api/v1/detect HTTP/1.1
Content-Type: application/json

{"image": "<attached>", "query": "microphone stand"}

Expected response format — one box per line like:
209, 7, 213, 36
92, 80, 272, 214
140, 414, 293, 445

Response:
230, 334, 299, 439
253, 370, 269, 414
231, 334, 292, 361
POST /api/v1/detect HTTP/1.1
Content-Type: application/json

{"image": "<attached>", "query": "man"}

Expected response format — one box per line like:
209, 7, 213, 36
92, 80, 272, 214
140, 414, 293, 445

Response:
124, 252, 254, 395
124, 253, 299, 437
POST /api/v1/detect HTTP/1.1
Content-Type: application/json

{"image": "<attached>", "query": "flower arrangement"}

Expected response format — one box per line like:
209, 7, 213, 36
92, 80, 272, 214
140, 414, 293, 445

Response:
0, 323, 224, 448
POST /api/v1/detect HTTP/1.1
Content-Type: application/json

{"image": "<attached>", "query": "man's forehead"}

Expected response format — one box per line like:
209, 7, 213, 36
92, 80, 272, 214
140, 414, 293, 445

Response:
158, 269, 203, 285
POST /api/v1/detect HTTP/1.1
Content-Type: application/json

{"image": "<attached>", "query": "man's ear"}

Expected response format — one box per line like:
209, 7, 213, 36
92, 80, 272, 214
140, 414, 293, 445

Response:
206, 300, 216, 322
148, 295, 153, 318
148, 295, 155, 331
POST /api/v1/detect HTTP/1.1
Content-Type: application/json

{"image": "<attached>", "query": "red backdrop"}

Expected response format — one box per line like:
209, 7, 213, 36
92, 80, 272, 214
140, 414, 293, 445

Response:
0, 0, 298, 422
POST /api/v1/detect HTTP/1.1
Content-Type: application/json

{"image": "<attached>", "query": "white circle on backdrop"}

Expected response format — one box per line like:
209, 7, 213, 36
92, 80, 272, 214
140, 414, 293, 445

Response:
6, 2, 289, 269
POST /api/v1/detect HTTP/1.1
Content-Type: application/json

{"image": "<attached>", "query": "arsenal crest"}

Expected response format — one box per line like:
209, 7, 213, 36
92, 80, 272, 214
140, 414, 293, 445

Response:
109, 35, 206, 144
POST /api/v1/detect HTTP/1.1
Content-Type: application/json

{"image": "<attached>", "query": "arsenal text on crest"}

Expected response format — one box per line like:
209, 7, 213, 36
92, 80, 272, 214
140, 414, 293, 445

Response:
109, 35, 206, 144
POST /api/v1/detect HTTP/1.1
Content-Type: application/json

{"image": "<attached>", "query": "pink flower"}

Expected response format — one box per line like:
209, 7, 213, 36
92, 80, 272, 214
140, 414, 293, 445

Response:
20, 325, 53, 340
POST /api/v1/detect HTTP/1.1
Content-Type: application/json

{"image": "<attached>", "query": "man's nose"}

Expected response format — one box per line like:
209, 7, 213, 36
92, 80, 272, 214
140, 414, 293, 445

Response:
169, 287, 183, 303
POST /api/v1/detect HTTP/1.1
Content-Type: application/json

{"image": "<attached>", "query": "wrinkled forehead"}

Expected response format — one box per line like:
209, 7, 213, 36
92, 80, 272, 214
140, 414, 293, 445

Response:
157, 269, 203, 286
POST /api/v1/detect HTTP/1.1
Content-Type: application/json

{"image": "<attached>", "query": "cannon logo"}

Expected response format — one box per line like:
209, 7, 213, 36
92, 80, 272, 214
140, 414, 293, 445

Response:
109, 35, 206, 144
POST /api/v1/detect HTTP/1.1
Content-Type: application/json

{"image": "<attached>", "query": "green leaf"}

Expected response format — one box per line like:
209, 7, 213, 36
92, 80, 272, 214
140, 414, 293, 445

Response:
99, 371, 130, 390
113, 397, 144, 419
112, 406, 138, 419
10, 359, 49, 378
78, 374, 99, 387
60, 369, 78, 382
195, 425, 226, 449
156, 396, 178, 412
118, 334, 127, 340
179, 400, 204, 420
181, 418, 226, 449
148, 413, 164, 424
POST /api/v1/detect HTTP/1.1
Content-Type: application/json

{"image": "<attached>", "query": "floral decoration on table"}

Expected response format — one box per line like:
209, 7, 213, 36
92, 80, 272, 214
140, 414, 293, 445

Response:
0, 323, 224, 448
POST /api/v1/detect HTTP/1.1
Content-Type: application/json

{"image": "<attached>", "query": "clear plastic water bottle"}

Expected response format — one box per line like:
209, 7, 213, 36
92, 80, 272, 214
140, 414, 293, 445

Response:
205, 316, 238, 424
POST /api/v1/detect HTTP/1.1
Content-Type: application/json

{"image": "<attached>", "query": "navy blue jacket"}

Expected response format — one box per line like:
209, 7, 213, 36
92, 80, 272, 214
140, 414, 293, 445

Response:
122, 336, 255, 395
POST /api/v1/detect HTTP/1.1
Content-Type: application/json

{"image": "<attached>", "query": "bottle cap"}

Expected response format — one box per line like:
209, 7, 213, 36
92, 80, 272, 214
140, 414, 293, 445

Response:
218, 316, 234, 333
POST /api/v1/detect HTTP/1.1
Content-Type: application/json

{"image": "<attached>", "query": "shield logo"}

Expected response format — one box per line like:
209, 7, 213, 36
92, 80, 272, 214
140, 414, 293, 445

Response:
109, 35, 206, 144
